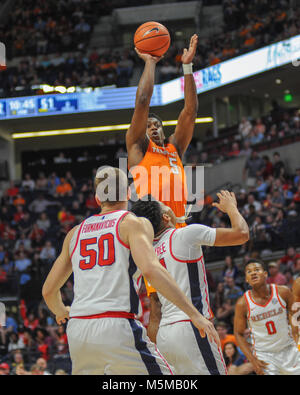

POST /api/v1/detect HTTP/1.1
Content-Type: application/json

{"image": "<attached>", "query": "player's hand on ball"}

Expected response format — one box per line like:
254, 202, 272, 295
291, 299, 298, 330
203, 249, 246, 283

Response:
56, 306, 70, 325
135, 48, 163, 64
181, 34, 198, 64
212, 190, 237, 213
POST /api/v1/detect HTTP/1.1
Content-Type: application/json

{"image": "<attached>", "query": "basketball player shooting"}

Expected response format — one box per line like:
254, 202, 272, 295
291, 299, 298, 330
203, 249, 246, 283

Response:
126, 34, 199, 228
42, 167, 220, 375
234, 259, 300, 375
131, 190, 249, 375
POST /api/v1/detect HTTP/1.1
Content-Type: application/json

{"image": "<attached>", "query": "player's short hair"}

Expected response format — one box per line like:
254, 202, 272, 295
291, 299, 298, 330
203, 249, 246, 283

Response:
94, 167, 128, 203
243, 258, 268, 272
130, 195, 163, 235
148, 113, 163, 127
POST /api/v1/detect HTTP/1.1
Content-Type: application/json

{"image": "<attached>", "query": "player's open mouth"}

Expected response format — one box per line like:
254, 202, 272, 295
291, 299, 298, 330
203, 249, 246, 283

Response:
151, 133, 160, 141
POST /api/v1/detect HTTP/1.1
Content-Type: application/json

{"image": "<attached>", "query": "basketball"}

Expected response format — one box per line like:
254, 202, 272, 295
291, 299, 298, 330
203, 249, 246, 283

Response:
134, 21, 170, 57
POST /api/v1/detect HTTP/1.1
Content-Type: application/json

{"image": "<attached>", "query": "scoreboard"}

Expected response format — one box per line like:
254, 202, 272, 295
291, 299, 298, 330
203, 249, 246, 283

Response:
0, 85, 162, 120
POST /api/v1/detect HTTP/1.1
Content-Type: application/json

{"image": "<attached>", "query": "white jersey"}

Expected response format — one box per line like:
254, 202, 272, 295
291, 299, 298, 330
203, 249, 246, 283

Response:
152, 224, 216, 327
244, 284, 294, 353
69, 210, 142, 318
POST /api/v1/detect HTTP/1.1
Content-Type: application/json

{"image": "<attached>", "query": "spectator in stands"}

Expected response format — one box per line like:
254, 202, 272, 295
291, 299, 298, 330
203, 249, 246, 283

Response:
243, 194, 262, 215
224, 276, 243, 307
85, 193, 98, 211
29, 194, 59, 214
249, 126, 264, 146
53, 152, 71, 164
14, 251, 31, 274
10, 350, 28, 375
13, 194, 26, 208
55, 178, 73, 197
5, 181, 19, 200
221, 255, 240, 281
243, 150, 265, 189
14, 232, 32, 254
266, 261, 287, 285
13, 205, 26, 225
227, 142, 240, 158
40, 241, 56, 263
28, 223, 45, 243
7, 332, 25, 353
21, 174, 35, 192
223, 342, 254, 375
261, 155, 273, 180
293, 168, 300, 187
36, 213, 51, 233
272, 152, 286, 179
239, 140, 252, 157
215, 321, 238, 351
0, 362, 10, 376
35, 173, 48, 191
216, 297, 235, 328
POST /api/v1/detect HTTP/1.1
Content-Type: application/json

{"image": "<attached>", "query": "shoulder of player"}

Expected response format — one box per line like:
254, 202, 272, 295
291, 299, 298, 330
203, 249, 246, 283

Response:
276, 284, 292, 300
64, 225, 80, 245
235, 293, 248, 314
127, 136, 149, 165
167, 136, 182, 157
120, 213, 153, 236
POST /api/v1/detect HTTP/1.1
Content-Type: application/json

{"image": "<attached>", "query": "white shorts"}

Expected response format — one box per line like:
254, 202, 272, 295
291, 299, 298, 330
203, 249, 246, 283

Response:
255, 344, 300, 375
156, 320, 227, 375
67, 317, 174, 375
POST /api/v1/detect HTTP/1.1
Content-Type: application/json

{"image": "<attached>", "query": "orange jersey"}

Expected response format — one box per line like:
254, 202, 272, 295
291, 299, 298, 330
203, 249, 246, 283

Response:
130, 139, 187, 226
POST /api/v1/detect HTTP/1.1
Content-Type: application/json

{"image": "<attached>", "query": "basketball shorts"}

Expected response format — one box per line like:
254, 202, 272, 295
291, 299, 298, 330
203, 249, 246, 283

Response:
66, 317, 174, 375
255, 344, 300, 375
156, 320, 227, 375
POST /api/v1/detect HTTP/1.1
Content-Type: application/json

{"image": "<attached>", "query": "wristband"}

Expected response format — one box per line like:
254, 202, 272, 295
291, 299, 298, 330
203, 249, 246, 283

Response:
182, 63, 193, 75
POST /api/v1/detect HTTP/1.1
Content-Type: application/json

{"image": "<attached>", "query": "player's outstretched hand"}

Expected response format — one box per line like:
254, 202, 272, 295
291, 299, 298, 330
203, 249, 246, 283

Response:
181, 34, 198, 64
56, 306, 70, 325
212, 190, 237, 213
135, 47, 163, 64
191, 314, 221, 347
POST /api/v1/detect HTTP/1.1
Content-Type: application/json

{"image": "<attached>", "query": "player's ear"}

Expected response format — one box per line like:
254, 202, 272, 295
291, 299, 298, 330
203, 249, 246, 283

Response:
95, 194, 101, 207
162, 213, 170, 224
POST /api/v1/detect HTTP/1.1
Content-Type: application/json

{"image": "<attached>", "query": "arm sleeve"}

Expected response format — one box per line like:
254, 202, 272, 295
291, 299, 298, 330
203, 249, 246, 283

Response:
175, 224, 216, 248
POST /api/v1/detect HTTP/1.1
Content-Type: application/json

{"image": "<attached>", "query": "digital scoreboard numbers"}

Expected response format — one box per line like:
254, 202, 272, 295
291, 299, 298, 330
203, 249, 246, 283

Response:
37, 96, 78, 114
8, 98, 35, 116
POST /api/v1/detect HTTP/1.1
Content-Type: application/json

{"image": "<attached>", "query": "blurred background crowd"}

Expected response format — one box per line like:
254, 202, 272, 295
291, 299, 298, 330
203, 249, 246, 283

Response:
0, 0, 299, 97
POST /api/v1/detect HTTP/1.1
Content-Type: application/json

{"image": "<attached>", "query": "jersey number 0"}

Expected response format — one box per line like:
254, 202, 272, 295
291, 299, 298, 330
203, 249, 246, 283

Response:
79, 234, 115, 270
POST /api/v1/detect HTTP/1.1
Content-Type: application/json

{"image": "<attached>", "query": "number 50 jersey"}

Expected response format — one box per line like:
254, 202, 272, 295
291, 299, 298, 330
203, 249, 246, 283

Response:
69, 211, 142, 318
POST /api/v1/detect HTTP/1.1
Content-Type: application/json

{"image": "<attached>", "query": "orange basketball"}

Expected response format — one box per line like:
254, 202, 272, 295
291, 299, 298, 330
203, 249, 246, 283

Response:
134, 21, 170, 57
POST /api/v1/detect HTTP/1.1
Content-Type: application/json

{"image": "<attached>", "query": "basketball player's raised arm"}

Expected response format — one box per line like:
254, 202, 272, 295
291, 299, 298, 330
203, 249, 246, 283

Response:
234, 296, 268, 375
42, 226, 78, 325
120, 214, 220, 346
212, 190, 249, 246
126, 51, 162, 163
169, 34, 198, 158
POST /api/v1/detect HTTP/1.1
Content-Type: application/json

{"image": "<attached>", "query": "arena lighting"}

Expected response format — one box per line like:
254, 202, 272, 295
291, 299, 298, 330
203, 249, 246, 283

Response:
12, 117, 214, 139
